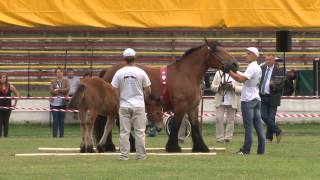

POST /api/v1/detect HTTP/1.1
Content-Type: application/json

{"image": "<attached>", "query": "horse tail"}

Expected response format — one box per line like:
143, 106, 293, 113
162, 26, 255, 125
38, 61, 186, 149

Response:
68, 84, 86, 109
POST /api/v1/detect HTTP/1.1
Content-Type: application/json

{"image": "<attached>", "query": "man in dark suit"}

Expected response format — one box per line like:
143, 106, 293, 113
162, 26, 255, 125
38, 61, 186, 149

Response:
259, 54, 284, 143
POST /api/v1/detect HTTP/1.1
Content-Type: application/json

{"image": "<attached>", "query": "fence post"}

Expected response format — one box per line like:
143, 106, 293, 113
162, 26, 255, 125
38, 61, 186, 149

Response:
90, 49, 93, 76
64, 50, 68, 70
314, 58, 319, 96
27, 50, 30, 97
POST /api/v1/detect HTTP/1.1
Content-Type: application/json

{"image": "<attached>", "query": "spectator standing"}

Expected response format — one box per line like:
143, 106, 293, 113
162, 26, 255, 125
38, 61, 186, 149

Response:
49, 67, 69, 138
66, 68, 80, 97
259, 54, 284, 143
211, 70, 243, 143
0, 72, 20, 137
111, 48, 151, 160
283, 69, 296, 96
228, 47, 265, 155
66, 68, 80, 120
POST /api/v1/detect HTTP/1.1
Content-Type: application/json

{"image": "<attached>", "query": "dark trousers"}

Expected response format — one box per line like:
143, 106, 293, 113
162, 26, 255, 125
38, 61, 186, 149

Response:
0, 110, 11, 137
260, 96, 282, 141
51, 105, 66, 138
94, 115, 113, 145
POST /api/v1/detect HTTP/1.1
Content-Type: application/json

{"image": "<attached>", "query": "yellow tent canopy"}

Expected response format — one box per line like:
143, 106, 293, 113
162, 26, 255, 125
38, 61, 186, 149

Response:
0, 0, 319, 28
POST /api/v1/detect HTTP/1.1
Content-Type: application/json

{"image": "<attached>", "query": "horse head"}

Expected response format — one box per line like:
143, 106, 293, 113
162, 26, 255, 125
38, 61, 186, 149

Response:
145, 94, 164, 129
204, 39, 239, 72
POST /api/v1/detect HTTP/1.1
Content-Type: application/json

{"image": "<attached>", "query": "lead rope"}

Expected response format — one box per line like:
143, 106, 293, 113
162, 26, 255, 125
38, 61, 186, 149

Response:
218, 71, 231, 102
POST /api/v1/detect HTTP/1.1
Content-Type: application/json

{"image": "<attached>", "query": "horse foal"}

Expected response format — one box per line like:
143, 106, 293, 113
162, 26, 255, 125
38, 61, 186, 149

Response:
69, 77, 119, 153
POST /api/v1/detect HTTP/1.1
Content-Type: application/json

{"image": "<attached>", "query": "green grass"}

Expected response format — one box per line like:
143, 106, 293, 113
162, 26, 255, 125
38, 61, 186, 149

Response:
1, 123, 320, 180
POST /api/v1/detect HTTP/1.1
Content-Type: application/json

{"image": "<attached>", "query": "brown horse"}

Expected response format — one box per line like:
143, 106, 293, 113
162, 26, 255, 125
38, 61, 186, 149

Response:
69, 77, 119, 153
103, 40, 237, 152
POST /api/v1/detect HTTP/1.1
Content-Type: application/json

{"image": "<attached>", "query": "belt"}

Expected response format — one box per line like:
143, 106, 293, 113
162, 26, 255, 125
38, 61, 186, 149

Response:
260, 94, 270, 97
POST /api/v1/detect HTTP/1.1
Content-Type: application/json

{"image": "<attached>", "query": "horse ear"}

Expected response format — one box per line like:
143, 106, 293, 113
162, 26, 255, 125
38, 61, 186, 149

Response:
203, 36, 209, 46
203, 37, 213, 51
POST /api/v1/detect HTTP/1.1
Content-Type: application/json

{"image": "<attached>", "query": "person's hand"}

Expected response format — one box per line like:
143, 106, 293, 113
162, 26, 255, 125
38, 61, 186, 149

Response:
270, 80, 278, 91
222, 63, 239, 73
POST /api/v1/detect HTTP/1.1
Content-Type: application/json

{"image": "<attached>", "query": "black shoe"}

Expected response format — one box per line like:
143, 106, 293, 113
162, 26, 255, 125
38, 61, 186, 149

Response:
266, 139, 272, 143
276, 130, 283, 144
224, 139, 231, 143
236, 149, 249, 155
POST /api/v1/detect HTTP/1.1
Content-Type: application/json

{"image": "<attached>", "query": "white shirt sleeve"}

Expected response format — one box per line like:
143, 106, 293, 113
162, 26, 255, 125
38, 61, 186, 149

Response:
142, 71, 151, 88
111, 71, 120, 88
243, 65, 255, 80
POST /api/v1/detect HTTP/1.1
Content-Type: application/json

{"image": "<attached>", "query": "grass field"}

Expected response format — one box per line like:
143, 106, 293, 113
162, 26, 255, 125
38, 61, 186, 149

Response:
1, 123, 320, 180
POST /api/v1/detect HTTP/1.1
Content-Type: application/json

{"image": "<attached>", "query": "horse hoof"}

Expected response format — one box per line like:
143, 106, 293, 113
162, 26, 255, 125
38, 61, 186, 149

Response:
96, 144, 105, 153
105, 144, 116, 152
166, 144, 182, 152
86, 146, 94, 153
130, 148, 136, 153
80, 146, 86, 153
192, 145, 210, 152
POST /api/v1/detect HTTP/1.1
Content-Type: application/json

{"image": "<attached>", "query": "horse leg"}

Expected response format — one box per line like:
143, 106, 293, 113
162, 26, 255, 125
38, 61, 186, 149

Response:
97, 114, 116, 153
79, 108, 86, 153
189, 108, 209, 152
86, 109, 96, 153
94, 115, 115, 152
165, 112, 183, 152
104, 119, 116, 152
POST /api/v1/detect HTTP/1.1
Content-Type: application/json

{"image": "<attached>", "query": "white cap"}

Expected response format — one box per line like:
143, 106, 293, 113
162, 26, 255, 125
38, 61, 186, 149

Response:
246, 47, 259, 57
123, 48, 136, 57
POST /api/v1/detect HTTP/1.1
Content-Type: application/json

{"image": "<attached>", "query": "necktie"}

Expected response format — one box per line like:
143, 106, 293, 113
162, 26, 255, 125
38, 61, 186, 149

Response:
261, 67, 270, 94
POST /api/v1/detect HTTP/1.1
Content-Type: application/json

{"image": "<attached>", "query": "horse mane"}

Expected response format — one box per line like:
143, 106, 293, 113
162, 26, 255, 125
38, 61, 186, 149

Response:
178, 41, 222, 61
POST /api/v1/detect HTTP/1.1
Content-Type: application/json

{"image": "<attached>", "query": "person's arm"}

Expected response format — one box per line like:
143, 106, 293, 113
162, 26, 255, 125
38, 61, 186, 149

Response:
143, 86, 151, 99
270, 68, 285, 93
228, 70, 248, 83
58, 80, 69, 96
49, 80, 58, 96
142, 72, 152, 100
210, 71, 221, 93
111, 73, 120, 100
10, 84, 20, 107
113, 87, 120, 100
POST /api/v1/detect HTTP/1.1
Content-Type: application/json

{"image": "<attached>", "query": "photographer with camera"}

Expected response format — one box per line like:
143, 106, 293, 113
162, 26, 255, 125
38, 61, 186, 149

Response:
211, 70, 243, 143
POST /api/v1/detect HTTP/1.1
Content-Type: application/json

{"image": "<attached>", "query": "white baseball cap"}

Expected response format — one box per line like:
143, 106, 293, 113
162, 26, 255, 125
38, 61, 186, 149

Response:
123, 48, 136, 57
246, 47, 259, 57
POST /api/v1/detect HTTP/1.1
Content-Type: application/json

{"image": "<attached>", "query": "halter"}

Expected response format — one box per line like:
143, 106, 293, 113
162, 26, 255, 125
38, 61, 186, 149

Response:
205, 44, 225, 70
206, 44, 232, 102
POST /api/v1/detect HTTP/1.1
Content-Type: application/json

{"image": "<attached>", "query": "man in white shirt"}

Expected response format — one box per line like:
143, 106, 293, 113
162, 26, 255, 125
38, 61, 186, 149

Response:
111, 48, 151, 160
228, 47, 265, 155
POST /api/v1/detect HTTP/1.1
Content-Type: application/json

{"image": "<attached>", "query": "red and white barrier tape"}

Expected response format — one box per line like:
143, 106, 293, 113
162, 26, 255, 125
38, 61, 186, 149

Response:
0, 106, 78, 112
0, 95, 319, 100
0, 96, 71, 99
162, 112, 320, 118
0, 106, 319, 118
202, 95, 320, 99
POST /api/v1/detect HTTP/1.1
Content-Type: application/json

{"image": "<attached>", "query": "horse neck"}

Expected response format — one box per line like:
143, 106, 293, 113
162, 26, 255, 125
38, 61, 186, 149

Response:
177, 47, 208, 83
